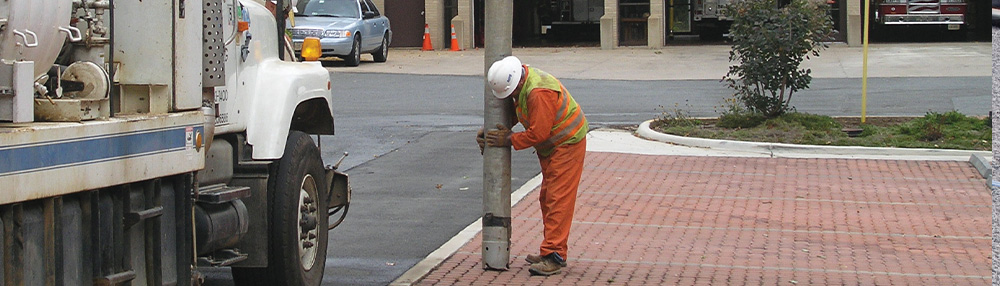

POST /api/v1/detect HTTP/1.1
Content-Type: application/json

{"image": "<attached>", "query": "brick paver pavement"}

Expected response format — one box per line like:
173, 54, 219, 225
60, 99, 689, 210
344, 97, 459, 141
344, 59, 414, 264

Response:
414, 152, 990, 285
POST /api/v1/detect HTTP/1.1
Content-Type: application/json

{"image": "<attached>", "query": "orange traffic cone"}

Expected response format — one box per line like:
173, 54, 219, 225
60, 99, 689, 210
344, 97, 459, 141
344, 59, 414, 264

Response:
422, 24, 433, 51
449, 24, 461, 51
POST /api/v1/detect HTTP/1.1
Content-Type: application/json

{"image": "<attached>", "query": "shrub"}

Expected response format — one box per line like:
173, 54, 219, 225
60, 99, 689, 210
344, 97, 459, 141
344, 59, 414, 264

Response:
722, 0, 834, 118
717, 111, 767, 129
655, 103, 701, 128
896, 111, 989, 143
779, 112, 841, 131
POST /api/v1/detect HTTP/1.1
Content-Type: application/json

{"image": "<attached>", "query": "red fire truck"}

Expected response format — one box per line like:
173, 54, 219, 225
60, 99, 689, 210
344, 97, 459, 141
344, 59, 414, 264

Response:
875, 0, 968, 30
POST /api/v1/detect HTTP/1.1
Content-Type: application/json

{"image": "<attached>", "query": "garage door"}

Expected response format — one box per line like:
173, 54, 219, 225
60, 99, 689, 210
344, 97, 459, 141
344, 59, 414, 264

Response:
383, 0, 425, 47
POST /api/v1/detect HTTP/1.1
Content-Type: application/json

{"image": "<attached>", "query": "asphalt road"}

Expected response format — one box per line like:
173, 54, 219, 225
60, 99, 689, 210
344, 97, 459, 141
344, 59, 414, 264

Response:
324, 73, 989, 172
204, 72, 989, 285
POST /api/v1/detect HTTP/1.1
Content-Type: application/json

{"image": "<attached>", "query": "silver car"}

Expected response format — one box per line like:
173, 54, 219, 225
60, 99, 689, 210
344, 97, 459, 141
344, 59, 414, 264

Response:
291, 0, 391, 66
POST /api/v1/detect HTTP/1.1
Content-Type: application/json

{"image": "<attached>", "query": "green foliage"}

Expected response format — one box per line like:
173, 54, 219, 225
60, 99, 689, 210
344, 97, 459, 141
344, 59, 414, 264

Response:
773, 112, 840, 131
722, 0, 834, 118
893, 111, 991, 148
652, 112, 991, 151
655, 102, 701, 128
717, 110, 766, 129
714, 96, 766, 129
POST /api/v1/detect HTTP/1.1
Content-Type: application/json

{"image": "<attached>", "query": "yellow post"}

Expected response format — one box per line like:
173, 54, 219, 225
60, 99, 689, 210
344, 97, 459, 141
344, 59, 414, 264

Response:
860, 0, 870, 124
669, 0, 674, 36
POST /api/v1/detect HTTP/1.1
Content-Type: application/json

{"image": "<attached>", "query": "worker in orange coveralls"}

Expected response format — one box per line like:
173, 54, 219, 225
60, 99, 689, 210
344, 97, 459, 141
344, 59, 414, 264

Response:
477, 56, 588, 276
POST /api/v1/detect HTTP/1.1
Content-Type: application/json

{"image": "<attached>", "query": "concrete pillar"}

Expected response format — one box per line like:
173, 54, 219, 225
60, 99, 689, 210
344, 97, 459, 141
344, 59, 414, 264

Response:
452, 0, 474, 50
482, 0, 513, 271
600, 0, 619, 49
648, 0, 665, 48
426, 0, 446, 50
452, 17, 467, 50
846, 0, 861, 46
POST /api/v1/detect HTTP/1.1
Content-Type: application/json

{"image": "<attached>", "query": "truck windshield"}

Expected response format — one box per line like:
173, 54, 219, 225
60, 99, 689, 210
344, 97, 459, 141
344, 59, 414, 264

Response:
297, 0, 360, 18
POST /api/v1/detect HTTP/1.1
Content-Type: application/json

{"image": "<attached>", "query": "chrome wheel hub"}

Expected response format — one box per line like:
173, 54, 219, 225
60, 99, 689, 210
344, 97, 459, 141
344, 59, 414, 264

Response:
297, 174, 319, 270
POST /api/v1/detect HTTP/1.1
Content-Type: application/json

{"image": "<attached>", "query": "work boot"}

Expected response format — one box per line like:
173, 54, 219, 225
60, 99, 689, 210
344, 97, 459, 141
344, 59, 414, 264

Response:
528, 253, 565, 276
525, 254, 566, 266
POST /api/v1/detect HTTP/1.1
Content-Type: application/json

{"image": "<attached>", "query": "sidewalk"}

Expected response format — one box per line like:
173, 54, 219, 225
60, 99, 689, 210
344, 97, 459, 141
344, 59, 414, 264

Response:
392, 130, 990, 285
342, 43, 991, 80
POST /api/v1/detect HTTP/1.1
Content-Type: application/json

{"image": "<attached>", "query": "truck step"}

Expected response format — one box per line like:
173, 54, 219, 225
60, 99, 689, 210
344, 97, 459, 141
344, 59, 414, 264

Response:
94, 270, 137, 286
197, 249, 248, 267
196, 185, 251, 204
125, 206, 164, 228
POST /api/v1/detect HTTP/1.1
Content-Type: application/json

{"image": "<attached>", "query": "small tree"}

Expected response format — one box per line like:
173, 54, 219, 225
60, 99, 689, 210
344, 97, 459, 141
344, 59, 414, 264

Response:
723, 0, 833, 118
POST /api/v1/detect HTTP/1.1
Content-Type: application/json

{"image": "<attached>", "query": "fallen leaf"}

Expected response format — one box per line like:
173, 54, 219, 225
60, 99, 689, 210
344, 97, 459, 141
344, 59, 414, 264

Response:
435, 184, 443, 189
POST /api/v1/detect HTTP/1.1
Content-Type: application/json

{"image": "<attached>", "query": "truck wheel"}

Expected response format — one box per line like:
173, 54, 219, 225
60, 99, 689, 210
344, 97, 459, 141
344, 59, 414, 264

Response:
371, 34, 388, 63
344, 36, 361, 67
233, 131, 329, 286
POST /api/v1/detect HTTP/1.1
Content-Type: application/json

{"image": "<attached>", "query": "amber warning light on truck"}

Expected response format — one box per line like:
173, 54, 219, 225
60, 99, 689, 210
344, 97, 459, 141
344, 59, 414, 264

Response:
301, 37, 321, 61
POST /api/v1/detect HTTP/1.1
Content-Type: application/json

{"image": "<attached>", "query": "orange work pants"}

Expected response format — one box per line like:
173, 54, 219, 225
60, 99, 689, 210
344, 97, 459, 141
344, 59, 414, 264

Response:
537, 138, 586, 259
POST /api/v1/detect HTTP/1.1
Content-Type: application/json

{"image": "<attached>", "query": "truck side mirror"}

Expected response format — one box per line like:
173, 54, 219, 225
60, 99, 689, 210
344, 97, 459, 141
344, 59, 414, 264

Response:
363, 11, 376, 19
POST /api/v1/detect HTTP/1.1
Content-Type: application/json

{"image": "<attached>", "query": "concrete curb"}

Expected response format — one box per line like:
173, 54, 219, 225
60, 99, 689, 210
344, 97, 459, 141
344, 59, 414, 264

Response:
970, 153, 993, 181
389, 174, 544, 286
635, 120, 990, 161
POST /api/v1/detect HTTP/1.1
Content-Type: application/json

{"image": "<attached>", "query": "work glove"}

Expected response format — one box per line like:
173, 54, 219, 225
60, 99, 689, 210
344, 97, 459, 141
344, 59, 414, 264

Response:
476, 128, 486, 154
485, 124, 512, 147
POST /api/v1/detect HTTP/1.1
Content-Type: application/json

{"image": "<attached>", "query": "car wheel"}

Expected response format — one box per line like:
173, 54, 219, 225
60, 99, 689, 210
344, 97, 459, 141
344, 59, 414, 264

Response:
232, 131, 329, 286
344, 35, 361, 67
372, 33, 388, 63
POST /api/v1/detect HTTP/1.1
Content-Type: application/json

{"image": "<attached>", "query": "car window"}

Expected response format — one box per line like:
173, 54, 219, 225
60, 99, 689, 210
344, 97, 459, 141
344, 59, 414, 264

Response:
358, 0, 371, 14
363, 0, 380, 16
299, 0, 361, 18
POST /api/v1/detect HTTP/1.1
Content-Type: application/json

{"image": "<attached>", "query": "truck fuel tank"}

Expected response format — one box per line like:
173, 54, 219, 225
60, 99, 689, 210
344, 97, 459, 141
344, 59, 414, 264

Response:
0, 0, 74, 79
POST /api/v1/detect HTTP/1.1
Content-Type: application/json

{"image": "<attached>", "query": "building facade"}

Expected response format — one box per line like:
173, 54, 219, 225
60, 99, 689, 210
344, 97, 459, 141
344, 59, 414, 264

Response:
372, 0, 983, 50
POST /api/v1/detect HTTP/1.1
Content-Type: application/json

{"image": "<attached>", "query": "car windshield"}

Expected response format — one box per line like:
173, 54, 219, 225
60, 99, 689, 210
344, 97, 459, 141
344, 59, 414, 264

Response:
296, 0, 360, 18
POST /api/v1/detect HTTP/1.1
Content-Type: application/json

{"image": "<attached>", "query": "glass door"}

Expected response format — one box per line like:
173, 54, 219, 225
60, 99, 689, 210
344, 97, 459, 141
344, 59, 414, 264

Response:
671, 0, 692, 33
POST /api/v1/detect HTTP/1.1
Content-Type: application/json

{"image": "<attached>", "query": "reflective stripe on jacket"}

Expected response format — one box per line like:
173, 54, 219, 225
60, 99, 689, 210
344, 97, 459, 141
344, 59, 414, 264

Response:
514, 66, 588, 157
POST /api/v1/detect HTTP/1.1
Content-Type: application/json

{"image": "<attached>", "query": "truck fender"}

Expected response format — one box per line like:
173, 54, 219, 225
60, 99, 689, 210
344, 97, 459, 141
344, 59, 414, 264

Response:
244, 59, 334, 160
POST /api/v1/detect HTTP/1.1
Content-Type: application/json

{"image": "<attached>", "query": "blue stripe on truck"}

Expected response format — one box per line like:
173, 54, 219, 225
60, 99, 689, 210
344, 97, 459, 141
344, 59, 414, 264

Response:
0, 125, 202, 176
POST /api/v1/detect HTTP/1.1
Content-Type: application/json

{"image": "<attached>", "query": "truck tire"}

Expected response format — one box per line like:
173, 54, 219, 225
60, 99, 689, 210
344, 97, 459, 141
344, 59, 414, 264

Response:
344, 35, 361, 67
233, 131, 329, 286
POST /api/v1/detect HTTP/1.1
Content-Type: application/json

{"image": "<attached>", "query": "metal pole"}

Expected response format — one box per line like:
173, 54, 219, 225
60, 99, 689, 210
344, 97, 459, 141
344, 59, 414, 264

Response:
991, 25, 999, 283
860, 0, 870, 123
482, 0, 513, 271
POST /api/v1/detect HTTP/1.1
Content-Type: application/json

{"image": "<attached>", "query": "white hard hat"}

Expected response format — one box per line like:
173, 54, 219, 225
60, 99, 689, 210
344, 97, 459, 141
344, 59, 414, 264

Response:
487, 56, 523, 99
